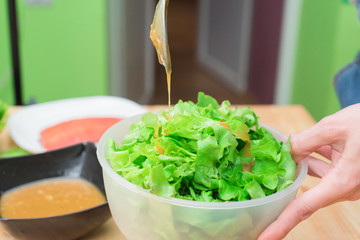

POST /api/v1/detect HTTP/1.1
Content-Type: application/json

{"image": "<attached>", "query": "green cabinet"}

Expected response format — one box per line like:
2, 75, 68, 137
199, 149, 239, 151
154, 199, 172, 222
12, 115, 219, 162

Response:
1, 0, 109, 104
291, 0, 360, 121
16, 0, 109, 103
0, 0, 15, 105
1, 0, 155, 106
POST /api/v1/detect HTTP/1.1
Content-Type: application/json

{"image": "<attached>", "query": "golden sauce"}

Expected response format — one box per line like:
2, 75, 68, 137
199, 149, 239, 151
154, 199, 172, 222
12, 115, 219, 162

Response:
166, 72, 171, 111
150, 0, 172, 111
0, 177, 106, 219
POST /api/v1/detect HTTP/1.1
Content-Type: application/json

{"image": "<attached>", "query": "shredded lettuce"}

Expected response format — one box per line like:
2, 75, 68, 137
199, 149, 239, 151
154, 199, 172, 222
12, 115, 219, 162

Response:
0, 100, 30, 158
0, 147, 30, 158
0, 100, 7, 132
107, 92, 296, 202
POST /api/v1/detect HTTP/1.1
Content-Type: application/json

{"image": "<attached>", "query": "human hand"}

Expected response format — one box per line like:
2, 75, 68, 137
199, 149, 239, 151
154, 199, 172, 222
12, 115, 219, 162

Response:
258, 103, 360, 240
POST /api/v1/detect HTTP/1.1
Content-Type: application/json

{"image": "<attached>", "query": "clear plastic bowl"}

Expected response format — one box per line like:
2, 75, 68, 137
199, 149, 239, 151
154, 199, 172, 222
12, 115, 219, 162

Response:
97, 114, 308, 240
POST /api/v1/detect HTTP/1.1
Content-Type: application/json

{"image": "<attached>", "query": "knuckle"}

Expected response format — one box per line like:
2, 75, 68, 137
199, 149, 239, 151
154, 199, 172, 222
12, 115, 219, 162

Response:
329, 167, 359, 200
317, 117, 335, 134
316, 116, 345, 140
317, 115, 333, 127
296, 202, 315, 221
333, 167, 353, 187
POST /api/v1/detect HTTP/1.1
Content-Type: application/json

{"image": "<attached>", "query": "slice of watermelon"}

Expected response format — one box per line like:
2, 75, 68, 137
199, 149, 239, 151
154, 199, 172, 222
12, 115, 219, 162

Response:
40, 117, 122, 151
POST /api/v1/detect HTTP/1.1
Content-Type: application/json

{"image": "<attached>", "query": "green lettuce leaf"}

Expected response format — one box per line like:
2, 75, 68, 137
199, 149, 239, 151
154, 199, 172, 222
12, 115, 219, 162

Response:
107, 92, 297, 202
0, 147, 30, 158
0, 100, 8, 132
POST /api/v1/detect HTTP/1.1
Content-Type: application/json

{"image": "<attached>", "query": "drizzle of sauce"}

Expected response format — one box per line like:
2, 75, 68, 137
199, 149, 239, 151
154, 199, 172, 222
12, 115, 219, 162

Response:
150, 0, 172, 111
0, 177, 106, 219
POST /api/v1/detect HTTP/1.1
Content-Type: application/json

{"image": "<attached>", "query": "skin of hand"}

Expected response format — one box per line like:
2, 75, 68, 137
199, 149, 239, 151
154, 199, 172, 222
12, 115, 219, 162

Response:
258, 103, 360, 240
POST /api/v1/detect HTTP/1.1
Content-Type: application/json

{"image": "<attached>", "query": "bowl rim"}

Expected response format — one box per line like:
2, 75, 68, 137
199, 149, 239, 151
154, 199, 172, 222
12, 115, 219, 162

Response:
97, 112, 308, 209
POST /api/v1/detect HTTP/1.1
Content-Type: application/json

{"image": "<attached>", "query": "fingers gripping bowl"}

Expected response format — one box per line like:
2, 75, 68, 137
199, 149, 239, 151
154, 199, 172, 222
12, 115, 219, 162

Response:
97, 96, 308, 240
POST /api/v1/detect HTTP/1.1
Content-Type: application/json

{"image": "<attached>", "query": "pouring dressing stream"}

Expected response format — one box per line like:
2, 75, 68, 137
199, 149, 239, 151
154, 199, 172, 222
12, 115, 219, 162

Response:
150, 0, 172, 111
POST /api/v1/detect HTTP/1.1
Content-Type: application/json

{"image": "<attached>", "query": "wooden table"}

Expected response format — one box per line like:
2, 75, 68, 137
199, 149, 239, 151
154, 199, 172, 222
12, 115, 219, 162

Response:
1, 105, 360, 239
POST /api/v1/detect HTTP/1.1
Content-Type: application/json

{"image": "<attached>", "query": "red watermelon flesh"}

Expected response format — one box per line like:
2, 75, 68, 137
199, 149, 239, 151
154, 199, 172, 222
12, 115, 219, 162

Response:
40, 117, 122, 151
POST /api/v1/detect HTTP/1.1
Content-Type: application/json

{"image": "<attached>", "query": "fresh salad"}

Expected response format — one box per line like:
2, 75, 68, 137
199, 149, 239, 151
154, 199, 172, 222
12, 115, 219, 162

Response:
0, 100, 29, 158
0, 100, 7, 132
107, 92, 296, 202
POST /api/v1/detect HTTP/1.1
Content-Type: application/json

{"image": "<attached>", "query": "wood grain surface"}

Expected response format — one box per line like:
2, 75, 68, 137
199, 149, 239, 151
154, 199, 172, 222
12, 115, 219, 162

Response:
1, 105, 359, 239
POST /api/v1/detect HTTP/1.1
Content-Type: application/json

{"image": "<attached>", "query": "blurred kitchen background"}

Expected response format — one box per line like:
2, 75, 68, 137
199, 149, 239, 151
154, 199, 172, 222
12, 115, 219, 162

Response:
0, 0, 359, 121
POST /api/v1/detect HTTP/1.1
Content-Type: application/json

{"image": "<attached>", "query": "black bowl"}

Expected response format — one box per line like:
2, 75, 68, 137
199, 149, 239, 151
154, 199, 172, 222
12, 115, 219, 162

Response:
0, 142, 111, 240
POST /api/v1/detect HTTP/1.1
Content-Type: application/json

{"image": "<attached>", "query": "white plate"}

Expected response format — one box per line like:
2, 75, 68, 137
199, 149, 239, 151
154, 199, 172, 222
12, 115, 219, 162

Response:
8, 96, 148, 153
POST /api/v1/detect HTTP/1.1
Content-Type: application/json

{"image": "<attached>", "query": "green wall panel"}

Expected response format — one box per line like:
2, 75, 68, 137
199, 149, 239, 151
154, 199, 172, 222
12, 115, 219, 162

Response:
16, 0, 108, 103
0, 1, 15, 105
292, 0, 360, 121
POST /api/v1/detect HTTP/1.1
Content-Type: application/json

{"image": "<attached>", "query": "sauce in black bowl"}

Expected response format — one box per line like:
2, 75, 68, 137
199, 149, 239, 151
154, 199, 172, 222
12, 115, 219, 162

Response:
0, 142, 111, 240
